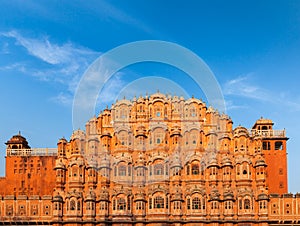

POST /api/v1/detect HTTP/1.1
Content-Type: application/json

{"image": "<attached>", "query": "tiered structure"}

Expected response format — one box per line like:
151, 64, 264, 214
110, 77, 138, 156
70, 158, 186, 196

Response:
0, 93, 299, 226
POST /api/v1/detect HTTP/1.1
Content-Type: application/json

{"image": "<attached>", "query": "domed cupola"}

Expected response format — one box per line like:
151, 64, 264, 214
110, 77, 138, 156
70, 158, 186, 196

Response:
5, 132, 30, 149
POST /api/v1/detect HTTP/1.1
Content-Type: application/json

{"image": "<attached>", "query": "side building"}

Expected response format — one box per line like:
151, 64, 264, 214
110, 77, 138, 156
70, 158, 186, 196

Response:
0, 93, 299, 225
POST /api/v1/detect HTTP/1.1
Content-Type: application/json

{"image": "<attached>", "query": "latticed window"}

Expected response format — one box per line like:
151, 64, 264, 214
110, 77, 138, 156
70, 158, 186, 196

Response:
192, 163, 199, 175
149, 197, 152, 209
113, 199, 116, 210
190, 108, 196, 117
100, 202, 107, 210
260, 200, 267, 209
120, 109, 127, 119
127, 196, 131, 210
136, 201, 144, 210
244, 199, 251, 209
154, 164, 164, 175
210, 167, 218, 175
86, 202, 91, 210
77, 200, 81, 210
225, 201, 232, 209
154, 196, 164, 208
117, 198, 126, 210
211, 201, 219, 209
137, 168, 144, 176
192, 197, 200, 209
174, 201, 181, 209
128, 165, 131, 176
70, 200, 75, 210
118, 165, 126, 176
187, 198, 191, 209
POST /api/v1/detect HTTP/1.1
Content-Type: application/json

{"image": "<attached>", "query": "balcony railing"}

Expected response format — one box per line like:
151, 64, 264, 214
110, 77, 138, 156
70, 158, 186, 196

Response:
249, 129, 286, 138
6, 148, 57, 157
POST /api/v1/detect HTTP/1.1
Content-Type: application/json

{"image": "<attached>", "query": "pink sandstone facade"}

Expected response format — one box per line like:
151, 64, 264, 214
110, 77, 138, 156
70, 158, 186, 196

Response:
0, 93, 299, 225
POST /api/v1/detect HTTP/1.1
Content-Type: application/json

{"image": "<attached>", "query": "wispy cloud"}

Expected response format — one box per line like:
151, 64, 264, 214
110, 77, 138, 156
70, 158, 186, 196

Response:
225, 99, 248, 111
0, 62, 26, 71
223, 74, 300, 112
94, 0, 155, 35
223, 74, 271, 101
0, 30, 100, 105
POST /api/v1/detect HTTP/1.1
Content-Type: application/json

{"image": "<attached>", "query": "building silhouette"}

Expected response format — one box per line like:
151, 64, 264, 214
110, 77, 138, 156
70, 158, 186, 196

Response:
0, 93, 299, 225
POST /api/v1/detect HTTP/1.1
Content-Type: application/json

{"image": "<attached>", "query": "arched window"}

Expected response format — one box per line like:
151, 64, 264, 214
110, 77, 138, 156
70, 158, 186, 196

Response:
154, 163, 164, 175
72, 166, 78, 177
120, 109, 127, 119
127, 196, 131, 210
192, 197, 200, 209
117, 198, 126, 210
225, 201, 232, 209
128, 165, 131, 176
54, 203, 58, 210
190, 107, 196, 117
118, 165, 126, 176
192, 163, 199, 175
244, 199, 251, 209
70, 200, 75, 210
77, 200, 81, 210
113, 199, 116, 210
154, 196, 164, 208
211, 201, 219, 209
186, 165, 190, 175
187, 198, 191, 209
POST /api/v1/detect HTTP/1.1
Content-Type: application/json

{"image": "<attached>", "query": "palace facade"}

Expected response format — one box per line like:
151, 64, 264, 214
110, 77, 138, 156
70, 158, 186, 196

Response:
0, 93, 299, 226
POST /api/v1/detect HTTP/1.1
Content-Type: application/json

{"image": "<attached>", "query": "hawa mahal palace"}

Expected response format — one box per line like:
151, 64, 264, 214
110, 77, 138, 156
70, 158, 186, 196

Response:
0, 93, 299, 226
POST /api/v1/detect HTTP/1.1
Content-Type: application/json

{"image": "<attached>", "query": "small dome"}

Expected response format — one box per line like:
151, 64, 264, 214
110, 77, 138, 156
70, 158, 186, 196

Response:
258, 193, 268, 200
5, 133, 30, 149
255, 159, 267, 167
208, 158, 218, 167
233, 126, 249, 137
53, 195, 63, 202
222, 156, 232, 167
54, 160, 66, 169
134, 192, 145, 201
57, 137, 68, 144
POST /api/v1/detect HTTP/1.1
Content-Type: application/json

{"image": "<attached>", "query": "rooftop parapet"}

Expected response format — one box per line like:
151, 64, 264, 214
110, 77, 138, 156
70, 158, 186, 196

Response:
6, 148, 57, 157
249, 129, 286, 138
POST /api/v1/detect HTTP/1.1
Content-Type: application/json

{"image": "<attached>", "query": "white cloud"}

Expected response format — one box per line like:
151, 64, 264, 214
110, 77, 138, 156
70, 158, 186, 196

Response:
223, 74, 300, 112
223, 74, 271, 101
1, 30, 97, 65
94, 0, 155, 35
225, 99, 248, 111
0, 62, 25, 71
50, 92, 73, 106
0, 30, 100, 105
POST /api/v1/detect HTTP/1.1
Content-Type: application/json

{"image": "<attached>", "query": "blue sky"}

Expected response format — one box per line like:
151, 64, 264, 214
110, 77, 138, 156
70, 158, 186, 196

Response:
0, 0, 300, 192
